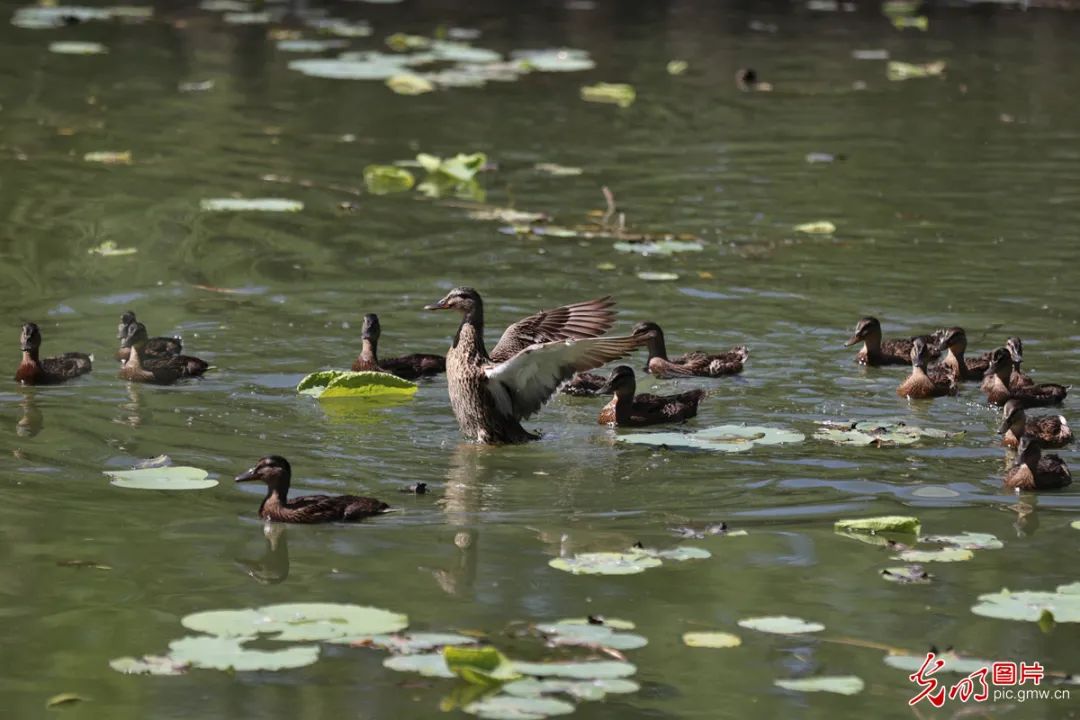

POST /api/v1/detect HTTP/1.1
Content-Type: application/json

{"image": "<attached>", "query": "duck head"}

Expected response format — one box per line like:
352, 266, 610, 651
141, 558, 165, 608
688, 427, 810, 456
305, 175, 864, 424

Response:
119, 321, 149, 351
598, 365, 637, 398
118, 310, 137, 340
631, 321, 664, 362
236, 455, 292, 495
845, 317, 881, 347
20, 322, 41, 353
1014, 435, 1041, 467
985, 347, 1011, 379
1006, 336, 1024, 367
998, 398, 1025, 435
425, 287, 481, 315
936, 326, 967, 354
910, 336, 931, 369
361, 313, 381, 342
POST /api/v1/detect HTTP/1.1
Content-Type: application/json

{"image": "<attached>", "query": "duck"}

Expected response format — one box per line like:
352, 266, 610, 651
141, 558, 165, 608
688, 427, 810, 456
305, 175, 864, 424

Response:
935, 327, 991, 381
597, 365, 704, 427
15, 322, 92, 385
897, 337, 957, 399
998, 399, 1072, 449
1005, 336, 1034, 388
1003, 436, 1071, 491
235, 455, 390, 523
635, 321, 748, 378
845, 316, 939, 367
558, 371, 611, 397
118, 321, 208, 385
351, 313, 445, 380
424, 287, 645, 443
115, 311, 182, 362
982, 347, 1066, 408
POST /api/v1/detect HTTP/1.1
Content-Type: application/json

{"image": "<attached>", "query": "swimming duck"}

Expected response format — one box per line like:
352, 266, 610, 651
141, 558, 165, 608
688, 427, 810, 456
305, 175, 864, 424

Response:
1005, 336, 1034, 388
1003, 436, 1071, 491
635, 321, 748, 378
982, 347, 1066, 407
118, 321, 208, 385
897, 337, 957, 399
559, 371, 611, 397
845, 316, 939, 367
424, 287, 645, 443
115, 311, 182, 362
235, 455, 389, 523
597, 365, 705, 427
998, 399, 1072, 449
935, 327, 991, 381
15, 322, 92, 385
351, 313, 445, 380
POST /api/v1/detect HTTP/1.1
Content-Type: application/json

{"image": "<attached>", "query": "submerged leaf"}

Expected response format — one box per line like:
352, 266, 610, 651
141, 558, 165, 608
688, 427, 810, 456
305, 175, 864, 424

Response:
775, 676, 864, 695
834, 516, 921, 535
737, 616, 824, 634
682, 632, 742, 648
276, 39, 349, 53
200, 198, 303, 212
580, 83, 636, 108
296, 370, 417, 399
105, 466, 216, 491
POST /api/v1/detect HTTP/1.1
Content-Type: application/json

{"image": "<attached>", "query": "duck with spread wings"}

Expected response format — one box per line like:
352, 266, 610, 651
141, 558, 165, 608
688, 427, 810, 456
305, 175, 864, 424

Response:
424, 287, 645, 443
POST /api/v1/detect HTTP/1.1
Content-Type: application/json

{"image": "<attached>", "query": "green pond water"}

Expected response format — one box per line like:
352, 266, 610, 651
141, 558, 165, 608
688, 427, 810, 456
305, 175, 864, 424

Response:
2, 1, 1079, 718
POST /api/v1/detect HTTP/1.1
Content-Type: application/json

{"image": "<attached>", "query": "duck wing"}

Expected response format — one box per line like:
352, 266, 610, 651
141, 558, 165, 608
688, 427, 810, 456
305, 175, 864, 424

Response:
489, 296, 616, 363
485, 334, 643, 421
559, 371, 609, 396
41, 353, 92, 378
287, 494, 388, 522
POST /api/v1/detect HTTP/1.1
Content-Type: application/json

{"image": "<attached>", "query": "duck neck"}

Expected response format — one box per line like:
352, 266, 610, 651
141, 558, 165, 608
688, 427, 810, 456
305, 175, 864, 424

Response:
21, 348, 39, 366
946, 347, 964, 369
646, 330, 668, 361
126, 345, 144, 370
360, 337, 378, 364
613, 385, 635, 422
861, 332, 883, 359
453, 302, 488, 359
261, 484, 289, 515
992, 364, 1011, 387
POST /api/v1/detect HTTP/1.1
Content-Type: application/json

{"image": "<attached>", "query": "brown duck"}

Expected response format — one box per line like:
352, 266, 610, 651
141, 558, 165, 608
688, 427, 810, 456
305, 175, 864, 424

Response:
635, 321, 748, 378
15, 322, 92, 385
351, 313, 445, 380
115, 311, 182, 362
424, 287, 645, 443
998, 399, 1072, 449
1005, 336, 1034, 388
845, 316, 939, 367
897, 337, 957, 399
935, 327, 991, 381
1003, 436, 1072, 491
118, 322, 208, 385
236, 455, 389, 523
597, 365, 704, 427
559, 371, 611, 397
982, 347, 1066, 408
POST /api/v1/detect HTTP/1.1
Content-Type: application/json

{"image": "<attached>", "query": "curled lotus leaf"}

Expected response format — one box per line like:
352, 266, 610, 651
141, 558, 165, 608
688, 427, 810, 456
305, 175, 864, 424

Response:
463, 695, 576, 720
887, 60, 946, 81
971, 583, 1080, 623
167, 636, 319, 671
579, 82, 636, 108
364, 165, 415, 194
774, 676, 864, 695
444, 645, 521, 686
682, 632, 742, 648
297, 370, 417, 399
737, 616, 824, 634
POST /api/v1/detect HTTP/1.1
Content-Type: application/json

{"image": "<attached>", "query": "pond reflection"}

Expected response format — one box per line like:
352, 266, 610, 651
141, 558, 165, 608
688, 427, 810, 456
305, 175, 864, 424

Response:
236, 523, 290, 585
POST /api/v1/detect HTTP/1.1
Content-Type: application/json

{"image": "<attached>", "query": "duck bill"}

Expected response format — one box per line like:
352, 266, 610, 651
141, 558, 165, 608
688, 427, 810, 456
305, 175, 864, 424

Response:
996, 418, 1011, 434
843, 333, 862, 347
424, 300, 450, 311
235, 468, 257, 483
597, 380, 615, 394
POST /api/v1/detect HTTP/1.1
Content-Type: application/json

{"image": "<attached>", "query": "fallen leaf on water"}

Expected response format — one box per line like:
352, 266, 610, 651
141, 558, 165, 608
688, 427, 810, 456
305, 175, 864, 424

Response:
666, 60, 688, 75
890, 15, 928, 31
200, 198, 303, 212
88, 241, 137, 257
386, 73, 436, 95
46, 693, 86, 709
580, 82, 636, 108
887, 60, 946, 81
794, 220, 836, 234
364, 165, 415, 194
84, 151, 132, 165
49, 41, 108, 55
534, 162, 583, 176
637, 271, 679, 281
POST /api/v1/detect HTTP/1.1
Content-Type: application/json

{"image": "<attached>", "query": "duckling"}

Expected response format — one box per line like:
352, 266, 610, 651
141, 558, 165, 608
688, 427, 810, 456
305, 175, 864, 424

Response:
845, 316, 939, 367
559, 371, 611, 397
998, 399, 1072, 449
1005, 336, 1034, 388
1003, 436, 1071, 491
597, 365, 704, 427
635, 321, 748, 378
351, 313, 445, 380
118, 322, 208, 385
14, 322, 92, 385
935, 327, 991, 381
115, 311, 182, 362
236, 455, 389, 523
982, 347, 1066, 408
897, 337, 957, 399
424, 287, 645, 443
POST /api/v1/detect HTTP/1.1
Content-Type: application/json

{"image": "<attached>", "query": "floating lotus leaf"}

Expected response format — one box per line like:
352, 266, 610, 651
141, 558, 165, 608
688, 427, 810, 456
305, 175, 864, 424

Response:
386, 73, 435, 95
198, 0, 248, 10
385, 33, 431, 51
289, 53, 411, 80
536, 622, 647, 651
971, 583, 1080, 623
682, 632, 742, 648
834, 516, 921, 535
109, 655, 189, 675
880, 566, 933, 584
180, 609, 265, 637
580, 82, 635, 108
921, 532, 1002, 550
503, 678, 639, 701
343, 632, 477, 653
182, 603, 408, 641
13, 6, 111, 29
548, 552, 661, 576
534, 163, 582, 176
430, 41, 501, 63
618, 425, 804, 453
105, 466, 216, 491
1073, 521, 1080, 531
641, 546, 711, 562
200, 198, 303, 212
815, 422, 960, 447
50, 41, 108, 55
223, 11, 270, 24
417, 152, 487, 182
737, 616, 824, 634
884, 652, 993, 675
793, 221, 836, 234
89, 241, 137, 257
636, 272, 679, 281
167, 636, 319, 671
552, 617, 635, 630
276, 39, 348, 52
84, 151, 132, 165
511, 660, 636, 680
423, 69, 488, 88
307, 18, 372, 37
887, 60, 945, 81
894, 548, 973, 563
774, 676, 864, 695
363, 165, 415, 194
512, 48, 594, 72
463, 695, 576, 720
384, 652, 454, 677
296, 370, 418, 399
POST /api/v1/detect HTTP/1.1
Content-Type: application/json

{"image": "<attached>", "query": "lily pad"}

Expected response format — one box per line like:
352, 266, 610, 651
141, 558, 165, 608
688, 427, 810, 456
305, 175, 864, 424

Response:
503, 678, 639, 701
200, 198, 303, 212
289, 52, 411, 80
774, 676, 864, 695
223, 11, 270, 24
105, 466, 216, 491
512, 660, 636, 680
921, 532, 1002, 550
445, 645, 521, 686
276, 39, 348, 53
834, 516, 921, 535
307, 18, 372, 38
512, 48, 594, 72
640, 546, 711, 562
182, 603, 408, 642
682, 632, 742, 648
580, 82, 636, 108
549, 552, 661, 576
551, 617, 635, 630
13, 6, 111, 29
346, 632, 477, 653
880, 566, 933, 584
737, 616, 824, 635
109, 655, 189, 676
386, 33, 431, 51
463, 695, 576, 720
894, 548, 973, 563
887, 60, 946, 81
815, 421, 960, 447
430, 41, 501, 64
296, 370, 418, 399
617, 425, 804, 453
88, 241, 137, 257
49, 41, 107, 55
612, 239, 703, 255
84, 151, 132, 165
636, 272, 679, 282
793, 221, 836, 234
418, 152, 486, 182
537, 622, 647, 651
384, 652, 454, 678
364, 165, 415, 194
971, 582, 1080, 623
386, 73, 436, 95
167, 636, 319, 671
884, 652, 993, 675
1073, 520, 1080, 531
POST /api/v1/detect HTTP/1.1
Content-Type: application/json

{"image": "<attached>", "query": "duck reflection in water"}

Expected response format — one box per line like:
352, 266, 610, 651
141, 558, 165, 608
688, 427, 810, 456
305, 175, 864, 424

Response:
115, 383, 148, 429
16, 393, 42, 438
236, 524, 290, 585
430, 444, 491, 597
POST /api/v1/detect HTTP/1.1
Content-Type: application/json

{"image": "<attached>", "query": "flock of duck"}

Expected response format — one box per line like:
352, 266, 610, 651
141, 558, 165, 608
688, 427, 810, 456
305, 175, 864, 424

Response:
15, 289, 1072, 522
